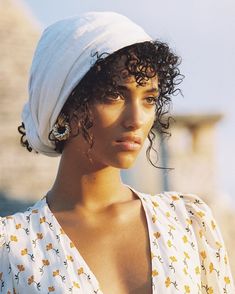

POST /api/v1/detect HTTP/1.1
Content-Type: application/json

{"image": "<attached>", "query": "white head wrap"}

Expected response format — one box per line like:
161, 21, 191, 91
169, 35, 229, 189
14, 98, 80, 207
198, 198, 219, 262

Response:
22, 11, 152, 157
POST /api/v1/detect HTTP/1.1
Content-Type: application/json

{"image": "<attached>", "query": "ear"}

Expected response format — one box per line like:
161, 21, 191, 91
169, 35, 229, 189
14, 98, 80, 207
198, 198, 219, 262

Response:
69, 111, 81, 136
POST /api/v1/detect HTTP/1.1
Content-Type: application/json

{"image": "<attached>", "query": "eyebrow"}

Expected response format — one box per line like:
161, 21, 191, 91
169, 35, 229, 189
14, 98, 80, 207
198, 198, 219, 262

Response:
116, 85, 159, 93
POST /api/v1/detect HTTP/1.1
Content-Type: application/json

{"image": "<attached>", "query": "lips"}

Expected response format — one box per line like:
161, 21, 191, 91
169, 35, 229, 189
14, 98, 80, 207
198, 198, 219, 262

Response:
116, 135, 142, 145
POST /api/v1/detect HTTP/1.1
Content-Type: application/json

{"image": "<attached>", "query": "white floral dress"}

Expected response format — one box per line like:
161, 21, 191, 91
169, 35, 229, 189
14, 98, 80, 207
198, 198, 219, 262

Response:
0, 185, 234, 294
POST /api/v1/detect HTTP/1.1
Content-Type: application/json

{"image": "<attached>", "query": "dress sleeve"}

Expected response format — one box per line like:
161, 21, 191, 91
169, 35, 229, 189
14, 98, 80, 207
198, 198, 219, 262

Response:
182, 193, 235, 293
0, 216, 15, 294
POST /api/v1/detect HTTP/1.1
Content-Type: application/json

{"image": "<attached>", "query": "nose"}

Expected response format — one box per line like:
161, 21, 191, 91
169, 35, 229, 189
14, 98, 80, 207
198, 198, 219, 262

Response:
122, 100, 145, 130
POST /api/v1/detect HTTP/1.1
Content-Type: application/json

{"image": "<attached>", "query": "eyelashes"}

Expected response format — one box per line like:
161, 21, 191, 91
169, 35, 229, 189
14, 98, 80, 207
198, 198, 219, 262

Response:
103, 92, 159, 106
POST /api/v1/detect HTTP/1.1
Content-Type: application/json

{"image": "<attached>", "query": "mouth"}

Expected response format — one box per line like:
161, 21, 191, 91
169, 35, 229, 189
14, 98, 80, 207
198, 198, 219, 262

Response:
116, 136, 142, 145
114, 136, 142, 151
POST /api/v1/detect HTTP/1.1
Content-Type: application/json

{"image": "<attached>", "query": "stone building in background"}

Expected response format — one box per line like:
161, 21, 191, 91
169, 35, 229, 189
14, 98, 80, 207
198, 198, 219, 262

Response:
1, 0, 234, 277
0, 0, 60, 206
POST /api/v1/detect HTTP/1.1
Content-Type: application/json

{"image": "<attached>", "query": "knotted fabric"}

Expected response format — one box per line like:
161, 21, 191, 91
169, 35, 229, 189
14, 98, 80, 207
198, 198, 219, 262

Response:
22, 11, 152, 156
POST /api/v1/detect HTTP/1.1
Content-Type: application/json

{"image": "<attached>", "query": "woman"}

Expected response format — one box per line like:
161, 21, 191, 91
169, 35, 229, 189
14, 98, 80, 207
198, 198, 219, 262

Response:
0, 11, 234, 294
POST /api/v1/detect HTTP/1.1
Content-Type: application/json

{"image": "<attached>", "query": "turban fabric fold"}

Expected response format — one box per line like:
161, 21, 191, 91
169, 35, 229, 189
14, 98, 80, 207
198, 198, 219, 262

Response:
22, 11, 152, 156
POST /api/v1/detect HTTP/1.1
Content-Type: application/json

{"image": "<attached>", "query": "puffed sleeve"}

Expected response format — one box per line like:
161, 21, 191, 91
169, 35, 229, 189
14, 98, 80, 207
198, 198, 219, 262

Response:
182, 193, 234, 293
0, 216, 15, 294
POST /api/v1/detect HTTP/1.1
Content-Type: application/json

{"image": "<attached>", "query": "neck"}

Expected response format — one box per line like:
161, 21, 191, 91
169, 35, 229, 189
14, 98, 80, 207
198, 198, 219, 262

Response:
47, 150, 134, 213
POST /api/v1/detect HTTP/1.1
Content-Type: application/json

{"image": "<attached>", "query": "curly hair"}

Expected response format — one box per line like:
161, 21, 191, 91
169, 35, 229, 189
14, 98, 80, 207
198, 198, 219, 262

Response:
18, 40, 184, 168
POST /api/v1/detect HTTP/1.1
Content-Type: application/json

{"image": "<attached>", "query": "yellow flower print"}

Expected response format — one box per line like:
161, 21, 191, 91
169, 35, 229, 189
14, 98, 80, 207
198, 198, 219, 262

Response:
165, 277, 171, 287
224, 255, 228, 265
21, 247, 35, 262
151, 251, 157, 261
53, 270, 60, 277
169, 256, 177, 273
211, 220, 216, 230
182, 235, 188, 243
200, 251, 207, 274
53, 270, 65, 282
45, 243, 59, 255
208, 287, 214, 294
17, 265, 25, 272
32, 209, 38, 214
171, 195, 179, 201
196, 211, 205, 218
60, 228, 65, 234
183, 267, 188, 275
209, 262, 214, 273
21, 248, 28, 256
73, 281, 80, 288
200, 251, 207, 260
32, 233, 43, 248
152, 201, 159, 208
6, 235, 18, 252
70, 242, 75, 248
152, 215, 157, 223
186, 218, 192, 225
10, 235, 18, 242
37, 233, 43, 239
28, 275, 34, 285
184, 251, 190, 259
27, 275, 41, 290
15, 265, 25, 284
77, 267, 84, 275
224, 276, 231, 284
170, 256, 177, 262
152, 269, 159, 277
48, 286, 55, 292
42, 259, 50, 266
199, 229, 203, 238
67, 255, 74, 262
77, 267, 90, 281
154, 232, 161, 239
40, 259, 50, 275
184, 285, 190, 293
15, 224, 21, 229
168, 224, 176, 230
40, 217, 46, 224
166, 211, 171, 218
167, 240, 172, 247
215, 241, 222, 249
195, 266, 200, 275
46, 243, 53, 251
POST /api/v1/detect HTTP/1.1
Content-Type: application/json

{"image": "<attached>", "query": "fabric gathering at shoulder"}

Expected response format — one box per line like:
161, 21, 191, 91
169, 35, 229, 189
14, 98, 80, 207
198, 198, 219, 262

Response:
146, 190, 234, 292
179, 192, 235, 292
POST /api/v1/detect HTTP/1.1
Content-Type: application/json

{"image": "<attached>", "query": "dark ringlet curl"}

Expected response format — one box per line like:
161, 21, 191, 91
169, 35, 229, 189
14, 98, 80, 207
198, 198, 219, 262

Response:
18, 40, 184, 168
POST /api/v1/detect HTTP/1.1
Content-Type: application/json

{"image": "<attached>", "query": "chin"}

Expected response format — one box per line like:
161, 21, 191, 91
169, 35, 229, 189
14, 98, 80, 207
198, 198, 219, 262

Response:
111, 154, 137, 169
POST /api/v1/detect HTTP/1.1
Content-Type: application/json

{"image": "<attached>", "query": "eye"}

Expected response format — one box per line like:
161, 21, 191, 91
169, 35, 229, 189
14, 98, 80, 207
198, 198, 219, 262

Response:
103, 92, 124, 102
145, 96, 158, 105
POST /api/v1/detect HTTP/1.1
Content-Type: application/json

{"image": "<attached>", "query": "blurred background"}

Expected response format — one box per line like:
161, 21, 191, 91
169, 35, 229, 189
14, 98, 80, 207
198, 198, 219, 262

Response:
0, 0, 234, 276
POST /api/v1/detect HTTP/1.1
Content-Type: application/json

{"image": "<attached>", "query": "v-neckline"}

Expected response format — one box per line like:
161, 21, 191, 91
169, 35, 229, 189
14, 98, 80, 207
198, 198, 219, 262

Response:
41, 184, 154, 294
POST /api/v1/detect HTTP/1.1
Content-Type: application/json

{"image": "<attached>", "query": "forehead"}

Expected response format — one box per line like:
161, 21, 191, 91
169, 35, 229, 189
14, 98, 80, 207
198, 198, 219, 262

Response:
111, 53, 158, 89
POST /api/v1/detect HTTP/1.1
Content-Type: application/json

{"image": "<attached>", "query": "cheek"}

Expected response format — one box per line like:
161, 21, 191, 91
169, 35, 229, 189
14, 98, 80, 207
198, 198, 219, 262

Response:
91, 105, 120, 129
90, 108, 118, 148
144, 112, 155, 133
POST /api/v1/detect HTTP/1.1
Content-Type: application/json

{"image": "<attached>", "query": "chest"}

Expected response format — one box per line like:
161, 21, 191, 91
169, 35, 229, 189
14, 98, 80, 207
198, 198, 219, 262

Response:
57, 203, 152, 294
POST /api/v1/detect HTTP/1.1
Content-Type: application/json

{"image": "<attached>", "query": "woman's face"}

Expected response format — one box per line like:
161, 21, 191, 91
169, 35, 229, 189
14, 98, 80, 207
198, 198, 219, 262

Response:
69, 55, 159, 169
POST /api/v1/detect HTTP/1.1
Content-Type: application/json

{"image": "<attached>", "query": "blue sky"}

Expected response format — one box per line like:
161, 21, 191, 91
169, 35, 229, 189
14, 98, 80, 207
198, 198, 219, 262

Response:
23, 0, 235, 200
